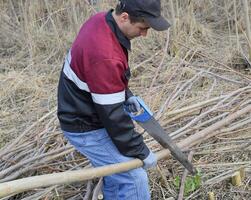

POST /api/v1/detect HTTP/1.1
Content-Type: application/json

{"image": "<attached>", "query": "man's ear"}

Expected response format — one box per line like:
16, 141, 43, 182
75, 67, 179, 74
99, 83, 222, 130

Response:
119, 12, 130, 23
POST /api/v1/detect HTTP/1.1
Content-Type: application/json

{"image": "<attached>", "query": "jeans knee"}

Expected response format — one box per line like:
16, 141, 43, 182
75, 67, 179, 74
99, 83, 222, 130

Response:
103, 169, 150, 200
129, 168, 149, 185
129, 168, 150, 200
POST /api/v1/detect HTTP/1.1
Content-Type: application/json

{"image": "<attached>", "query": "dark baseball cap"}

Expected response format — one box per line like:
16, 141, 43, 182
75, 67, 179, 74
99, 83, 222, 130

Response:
119, 0, 170, 31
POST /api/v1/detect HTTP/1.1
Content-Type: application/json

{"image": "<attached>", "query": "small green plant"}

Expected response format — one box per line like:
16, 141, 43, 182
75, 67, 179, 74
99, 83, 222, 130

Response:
173, 170, 202, 196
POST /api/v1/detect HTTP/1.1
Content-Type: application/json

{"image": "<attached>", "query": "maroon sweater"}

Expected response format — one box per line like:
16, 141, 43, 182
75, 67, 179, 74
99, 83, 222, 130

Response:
57, 12, 149, 160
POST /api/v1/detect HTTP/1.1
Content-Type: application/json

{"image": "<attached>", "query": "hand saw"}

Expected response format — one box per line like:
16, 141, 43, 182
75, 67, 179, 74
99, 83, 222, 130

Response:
126, 96, 196, 175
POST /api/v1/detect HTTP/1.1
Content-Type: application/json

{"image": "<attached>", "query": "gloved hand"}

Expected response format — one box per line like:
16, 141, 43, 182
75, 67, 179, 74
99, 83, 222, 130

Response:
142, 150, 157, 169
125, 96, 141, 113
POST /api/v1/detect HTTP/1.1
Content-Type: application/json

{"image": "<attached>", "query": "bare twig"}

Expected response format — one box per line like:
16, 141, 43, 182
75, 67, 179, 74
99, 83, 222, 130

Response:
177, 151, 194, 200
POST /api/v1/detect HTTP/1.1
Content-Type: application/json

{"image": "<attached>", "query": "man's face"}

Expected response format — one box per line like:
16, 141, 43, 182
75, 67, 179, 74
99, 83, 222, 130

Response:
123, 21, 150, 39
118, 12, 150, 40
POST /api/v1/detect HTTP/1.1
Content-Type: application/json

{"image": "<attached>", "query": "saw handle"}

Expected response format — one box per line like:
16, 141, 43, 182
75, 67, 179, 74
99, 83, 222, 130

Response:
125, 96, 153, 122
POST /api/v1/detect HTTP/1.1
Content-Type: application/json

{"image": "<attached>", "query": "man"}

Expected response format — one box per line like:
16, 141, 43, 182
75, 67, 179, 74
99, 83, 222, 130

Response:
57, 0, 170, 199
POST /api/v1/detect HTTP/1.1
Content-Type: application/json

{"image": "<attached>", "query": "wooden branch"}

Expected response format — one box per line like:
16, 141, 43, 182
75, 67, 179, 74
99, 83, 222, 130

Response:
83, 180, 93, 200
208, 192, 215, 200
178, 104, 251, 150
0, 108, 56, 158
92, 177, 103, 200
170, 86, 251, 138
175, 41, 251, 81
0, 104, 250, 198
149, 30, 170, 92
0, 146, 73, 179
242, 0, 251, 59
177, 151, 194, 200
0, 148, 74, 183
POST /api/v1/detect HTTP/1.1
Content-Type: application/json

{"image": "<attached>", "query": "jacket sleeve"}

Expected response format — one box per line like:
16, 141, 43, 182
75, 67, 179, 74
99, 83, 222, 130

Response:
94, 102, 149, 160
125, 88, 134, 100
85, 59, 149, 160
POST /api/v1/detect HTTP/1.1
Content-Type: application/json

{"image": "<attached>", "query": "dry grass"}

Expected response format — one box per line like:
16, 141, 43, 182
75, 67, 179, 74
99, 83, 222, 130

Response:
0, 0, 251, 199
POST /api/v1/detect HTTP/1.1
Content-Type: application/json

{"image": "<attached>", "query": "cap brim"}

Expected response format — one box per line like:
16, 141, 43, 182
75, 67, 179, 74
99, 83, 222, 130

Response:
145, 16, 170, 31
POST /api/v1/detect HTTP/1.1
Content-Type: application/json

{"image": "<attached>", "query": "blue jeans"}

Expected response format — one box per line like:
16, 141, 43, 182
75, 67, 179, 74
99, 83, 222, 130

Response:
63, 128, 150, 200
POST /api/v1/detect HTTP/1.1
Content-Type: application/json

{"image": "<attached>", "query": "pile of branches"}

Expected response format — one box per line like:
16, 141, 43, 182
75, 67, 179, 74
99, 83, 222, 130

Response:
0, 0, 251, 199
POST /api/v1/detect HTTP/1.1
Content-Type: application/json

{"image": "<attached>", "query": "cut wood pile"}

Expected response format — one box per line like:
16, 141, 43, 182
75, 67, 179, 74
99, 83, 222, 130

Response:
0, 0, 250, 199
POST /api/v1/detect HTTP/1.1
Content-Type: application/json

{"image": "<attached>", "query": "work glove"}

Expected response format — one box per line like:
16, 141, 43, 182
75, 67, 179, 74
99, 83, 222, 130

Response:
143, 150, 157, 169
125, 96, 141, 113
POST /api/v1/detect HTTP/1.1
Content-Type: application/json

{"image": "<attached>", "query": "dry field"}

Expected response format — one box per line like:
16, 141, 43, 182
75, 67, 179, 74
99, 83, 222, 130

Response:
0, 0, 251, 199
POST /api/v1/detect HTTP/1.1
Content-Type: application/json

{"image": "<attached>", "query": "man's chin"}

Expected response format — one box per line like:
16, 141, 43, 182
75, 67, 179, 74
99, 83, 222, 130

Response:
128, 35, 140, 40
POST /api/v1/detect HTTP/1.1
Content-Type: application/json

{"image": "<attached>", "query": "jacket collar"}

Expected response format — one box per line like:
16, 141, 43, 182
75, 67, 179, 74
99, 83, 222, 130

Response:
105, 9, 131, 51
